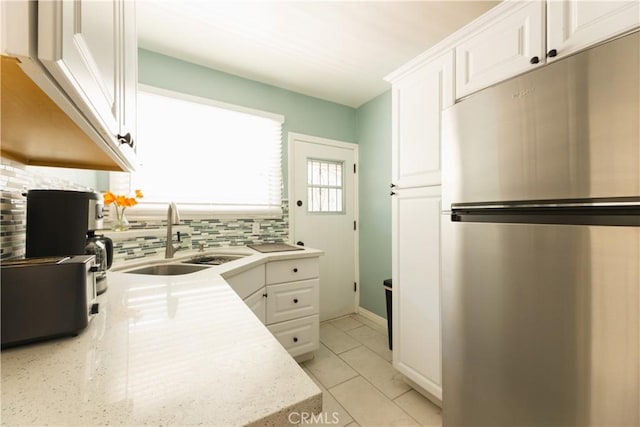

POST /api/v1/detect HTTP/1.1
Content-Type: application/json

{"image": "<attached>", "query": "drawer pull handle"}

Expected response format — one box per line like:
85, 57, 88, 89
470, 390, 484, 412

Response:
293, 337, 298, 343
293, 298, 299, 304
293, 268, 298, 273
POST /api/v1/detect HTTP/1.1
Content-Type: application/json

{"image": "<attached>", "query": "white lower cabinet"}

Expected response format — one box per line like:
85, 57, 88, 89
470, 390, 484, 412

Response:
244, 287, 267, 324
225, 256, 320, 359
266, 279, 320, 324
265, 257, 320, 359
392, 186, 442, 400
267, 314, 320, 358
225, 265, 266, 299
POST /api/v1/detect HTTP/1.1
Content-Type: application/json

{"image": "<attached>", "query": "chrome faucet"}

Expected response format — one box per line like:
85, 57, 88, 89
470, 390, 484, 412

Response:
165, 202, 181, 259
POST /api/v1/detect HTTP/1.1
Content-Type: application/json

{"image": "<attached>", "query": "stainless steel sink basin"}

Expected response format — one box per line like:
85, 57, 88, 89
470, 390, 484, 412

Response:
125, 264, 210, 276
182, 254, 246, 265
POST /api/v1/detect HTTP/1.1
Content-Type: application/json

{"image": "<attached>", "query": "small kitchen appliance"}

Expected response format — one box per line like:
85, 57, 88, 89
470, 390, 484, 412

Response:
0, 255, 99, 348
85, 231, 113, 294
25, 189, 114, 293
26, 189, 103, 258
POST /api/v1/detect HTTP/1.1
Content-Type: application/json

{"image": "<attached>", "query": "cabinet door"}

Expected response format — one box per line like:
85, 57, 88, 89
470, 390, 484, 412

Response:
266, 258, 319, 285
392, 186, 442, 399
119, 0, 137, 152
244, 287, 266, 324
547, 0, 640, 61
225, 264, 266, 299
37, 0, 128, 145
392, 51, 454, 189
266, 279, 320, 325
456, 1, 545, 99
267, 315, 319, 357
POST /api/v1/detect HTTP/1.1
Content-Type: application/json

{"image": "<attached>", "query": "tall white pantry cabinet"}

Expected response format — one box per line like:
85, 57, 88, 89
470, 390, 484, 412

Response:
387, 0, 639, 405
388, 51, 453, 401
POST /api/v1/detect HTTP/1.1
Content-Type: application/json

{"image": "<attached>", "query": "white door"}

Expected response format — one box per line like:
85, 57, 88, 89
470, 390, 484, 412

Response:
289, 133, 357, 321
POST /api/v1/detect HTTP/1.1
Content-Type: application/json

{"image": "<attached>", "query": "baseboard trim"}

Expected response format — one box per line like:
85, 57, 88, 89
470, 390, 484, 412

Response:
356, 306, 387, 329
402, 375, 443, 408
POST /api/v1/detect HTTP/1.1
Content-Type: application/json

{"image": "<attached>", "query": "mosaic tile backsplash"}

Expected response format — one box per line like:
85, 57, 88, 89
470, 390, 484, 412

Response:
0, 158, 289, 262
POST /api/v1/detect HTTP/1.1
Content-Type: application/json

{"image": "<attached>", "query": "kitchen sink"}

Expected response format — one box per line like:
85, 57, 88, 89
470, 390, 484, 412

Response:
182, 254, 246, 266
125, 264, 211, 276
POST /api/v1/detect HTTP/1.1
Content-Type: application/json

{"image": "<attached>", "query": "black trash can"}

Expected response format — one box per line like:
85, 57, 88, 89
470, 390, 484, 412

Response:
384, 278, 392, 350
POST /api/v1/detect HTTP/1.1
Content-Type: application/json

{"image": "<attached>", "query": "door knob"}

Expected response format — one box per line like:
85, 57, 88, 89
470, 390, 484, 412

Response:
296, 241, 304, 246
296, 200, 303, 207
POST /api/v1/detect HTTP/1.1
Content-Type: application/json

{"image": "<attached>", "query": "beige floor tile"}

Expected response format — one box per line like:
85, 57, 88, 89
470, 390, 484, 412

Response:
339, 346, 410, 399
302, 367, 354, 427
351, 314, 388, 335
303, 344, 359, 388
320, 323, 362, 354
329, 377, 419, 427
329, 316, 364, 332
345, 325, 392, 362
394, 390, 442, 426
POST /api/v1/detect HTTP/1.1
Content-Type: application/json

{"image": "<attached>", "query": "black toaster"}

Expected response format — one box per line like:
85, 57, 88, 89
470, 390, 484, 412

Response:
1, 255, 98, 348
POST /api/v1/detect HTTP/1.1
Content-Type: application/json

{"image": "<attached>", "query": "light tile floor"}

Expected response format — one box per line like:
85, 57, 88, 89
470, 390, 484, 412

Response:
301, 314, 442, 427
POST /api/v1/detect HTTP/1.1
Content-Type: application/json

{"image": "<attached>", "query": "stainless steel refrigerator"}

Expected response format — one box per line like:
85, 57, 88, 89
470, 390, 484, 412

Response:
441, 30, 639, 426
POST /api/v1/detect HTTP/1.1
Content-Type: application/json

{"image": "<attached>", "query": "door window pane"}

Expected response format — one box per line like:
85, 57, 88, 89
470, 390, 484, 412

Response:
307, 159, 344, 213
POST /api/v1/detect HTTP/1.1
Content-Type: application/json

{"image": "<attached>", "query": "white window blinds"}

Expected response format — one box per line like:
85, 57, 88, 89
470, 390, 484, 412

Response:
125, 86, 283, 217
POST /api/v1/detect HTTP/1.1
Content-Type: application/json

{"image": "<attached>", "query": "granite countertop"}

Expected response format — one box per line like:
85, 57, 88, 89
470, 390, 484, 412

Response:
1, 246, 323, 426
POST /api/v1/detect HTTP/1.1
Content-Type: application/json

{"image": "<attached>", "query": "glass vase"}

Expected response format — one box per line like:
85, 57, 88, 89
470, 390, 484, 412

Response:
113, 207, 130, 231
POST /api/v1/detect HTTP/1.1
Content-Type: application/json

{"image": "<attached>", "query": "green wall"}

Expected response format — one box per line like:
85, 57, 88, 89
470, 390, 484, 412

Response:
139, 48, 392, 319
138, 49, 357, 189
356, 91, 392, 318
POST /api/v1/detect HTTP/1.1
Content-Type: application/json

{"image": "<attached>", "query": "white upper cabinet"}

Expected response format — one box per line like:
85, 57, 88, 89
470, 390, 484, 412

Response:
547, 0, 640, 61
38, 0, 137, 163
391, 51, 454, 189
456, 1, 545, 99
455, 0, 640, 99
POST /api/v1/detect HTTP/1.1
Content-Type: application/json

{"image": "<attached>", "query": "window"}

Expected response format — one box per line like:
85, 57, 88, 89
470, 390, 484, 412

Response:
119, 85, 284, 217
307, 159, 344, 213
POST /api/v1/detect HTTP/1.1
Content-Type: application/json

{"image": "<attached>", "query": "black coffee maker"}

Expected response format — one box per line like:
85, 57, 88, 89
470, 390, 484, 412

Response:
26, 190, 113, 294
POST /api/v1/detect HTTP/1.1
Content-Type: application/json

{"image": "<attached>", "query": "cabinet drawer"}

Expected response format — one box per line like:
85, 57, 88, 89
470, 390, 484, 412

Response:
266, 257, 319, 285
243, 287, 266, 324
266, 279, 319, 324
267, 315, 319, 357
225, 265, 265, 299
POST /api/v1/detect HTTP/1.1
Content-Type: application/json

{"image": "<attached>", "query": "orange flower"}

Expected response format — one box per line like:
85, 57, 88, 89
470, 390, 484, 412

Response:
103, 190, 143, 208
103, 191, 116, 205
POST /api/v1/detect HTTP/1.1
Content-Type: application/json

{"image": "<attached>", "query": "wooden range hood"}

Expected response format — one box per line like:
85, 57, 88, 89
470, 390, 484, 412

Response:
1, 55, 127, 171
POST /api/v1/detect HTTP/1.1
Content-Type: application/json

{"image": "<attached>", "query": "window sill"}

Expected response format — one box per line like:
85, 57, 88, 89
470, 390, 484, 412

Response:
97, 225, 193, 242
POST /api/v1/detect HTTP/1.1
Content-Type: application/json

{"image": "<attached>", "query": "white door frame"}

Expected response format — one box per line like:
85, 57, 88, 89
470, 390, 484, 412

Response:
288, 132, 360, 313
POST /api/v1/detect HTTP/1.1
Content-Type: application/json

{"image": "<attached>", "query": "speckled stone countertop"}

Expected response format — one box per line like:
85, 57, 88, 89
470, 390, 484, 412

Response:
1, 246, 323, 426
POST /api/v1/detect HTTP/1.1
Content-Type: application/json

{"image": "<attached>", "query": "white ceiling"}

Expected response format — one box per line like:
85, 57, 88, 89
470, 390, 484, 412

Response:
137, 1, 500, 108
